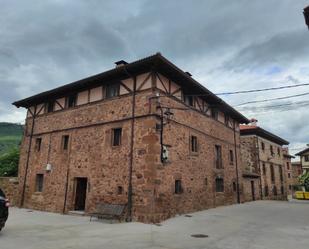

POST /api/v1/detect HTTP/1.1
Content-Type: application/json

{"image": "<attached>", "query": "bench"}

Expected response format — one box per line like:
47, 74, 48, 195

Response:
89, 203, 126, 222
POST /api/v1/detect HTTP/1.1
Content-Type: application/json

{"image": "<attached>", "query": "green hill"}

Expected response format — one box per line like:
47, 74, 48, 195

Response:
0, 122, 23, 156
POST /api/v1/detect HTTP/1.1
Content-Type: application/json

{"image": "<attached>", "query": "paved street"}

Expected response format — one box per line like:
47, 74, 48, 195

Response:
1, 201, 309, 249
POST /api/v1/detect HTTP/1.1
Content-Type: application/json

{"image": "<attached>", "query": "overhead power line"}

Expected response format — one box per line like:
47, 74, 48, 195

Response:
216, 83, 309, 95
235, 92, 309, 106
237, 100, 309, 110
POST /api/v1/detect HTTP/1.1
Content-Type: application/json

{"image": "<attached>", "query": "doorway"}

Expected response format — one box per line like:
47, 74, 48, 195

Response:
74, 177, 87, 211
251, 181, 255, 201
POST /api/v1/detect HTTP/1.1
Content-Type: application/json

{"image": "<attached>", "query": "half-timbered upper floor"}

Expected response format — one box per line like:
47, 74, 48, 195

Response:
13, 53, 249, 128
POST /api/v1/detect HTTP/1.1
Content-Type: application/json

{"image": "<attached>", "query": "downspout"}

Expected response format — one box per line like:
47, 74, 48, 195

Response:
124, 68, 136, 222
255, 136, 263, 200
233, 120, 241, 204
63, 132, 72, 214
20, 105, 37, 207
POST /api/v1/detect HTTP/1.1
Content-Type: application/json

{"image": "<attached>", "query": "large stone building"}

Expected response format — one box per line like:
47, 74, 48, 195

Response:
13, 53, 249, 222
240, 123, 289, 201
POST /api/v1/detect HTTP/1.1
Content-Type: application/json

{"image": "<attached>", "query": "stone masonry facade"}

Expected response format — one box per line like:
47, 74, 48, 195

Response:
14, 54, 248, 223
240, 128, 288, 202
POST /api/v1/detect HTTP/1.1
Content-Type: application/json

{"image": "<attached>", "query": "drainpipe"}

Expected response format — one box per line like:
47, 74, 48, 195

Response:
20, 105, 37, 207
255, 136, 263, 200
123, 67, 136, 222
233, 120, 241, 204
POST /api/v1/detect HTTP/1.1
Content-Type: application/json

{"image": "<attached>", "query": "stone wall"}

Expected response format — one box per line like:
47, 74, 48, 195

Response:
18, 80, 244, 223
0, 177, 19, 206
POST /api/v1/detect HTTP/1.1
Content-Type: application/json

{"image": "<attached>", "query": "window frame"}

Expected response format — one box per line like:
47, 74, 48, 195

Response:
45, 101, 55, 113
270, 164, 275, 183
62, 135, 70, 151
215, 177, 224, 192
215, 145, 223, 169
35, 174, 44, 192
190, 135, 198, 153
66, 94, 77, 108
229, 149, 234, 164
105, 83, 120, 99
35, 137, 42, 152
175, 179, 183, 194
112, 128, 122, 146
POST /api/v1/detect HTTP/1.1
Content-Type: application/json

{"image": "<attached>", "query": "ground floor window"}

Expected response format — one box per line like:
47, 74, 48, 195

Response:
215, 178, 224, 192
35, 174, 44, 192
264, 186, 269, 197
175, 180, 183, 194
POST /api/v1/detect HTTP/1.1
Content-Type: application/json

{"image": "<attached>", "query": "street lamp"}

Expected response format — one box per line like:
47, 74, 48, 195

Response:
304, 6, 309, 29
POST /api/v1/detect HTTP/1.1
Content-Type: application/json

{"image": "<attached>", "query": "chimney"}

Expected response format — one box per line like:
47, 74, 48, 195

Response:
250, 118, 258, 126
115, 60, 128, 68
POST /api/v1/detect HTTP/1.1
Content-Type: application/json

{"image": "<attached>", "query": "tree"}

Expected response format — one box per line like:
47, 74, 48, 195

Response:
0, 147, 19, 177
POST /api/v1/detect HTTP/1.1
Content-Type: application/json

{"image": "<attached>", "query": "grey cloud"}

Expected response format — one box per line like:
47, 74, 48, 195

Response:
0, 0, 308, 149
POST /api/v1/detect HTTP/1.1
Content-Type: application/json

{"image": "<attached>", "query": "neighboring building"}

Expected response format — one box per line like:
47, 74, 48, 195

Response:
290, 161, 303, 191
13, 53, 249, 223
240, 122, 289, 201
295, 147, 309, 173
282, 148, 295, 195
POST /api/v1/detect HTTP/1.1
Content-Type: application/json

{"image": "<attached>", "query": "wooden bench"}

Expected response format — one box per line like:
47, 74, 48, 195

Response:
89, 203, 126, 222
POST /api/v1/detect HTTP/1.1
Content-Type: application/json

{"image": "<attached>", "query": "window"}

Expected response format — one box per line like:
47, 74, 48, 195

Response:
62, 135, 69, 150
112, 128, 122, 146
273, 186, 277, 196
106, 83, 120, 98
286, 162, 290, 170
277, 147, 281, 156
233, 182, 237, 192
229, 150, 234, 164
289, 185, 292, 190
35, 174, 44, 192
270, 145, 274, 156
35, 138, 42, 152
175, 180, 182, 194
279, 166, 283, 182
211, 108, 218, 120
184, 95, 194, 107
261, 142, 265, 151
67, 94, 77, 108
262, 163, 266, 175
281, 185, 284, 195
45, 101, 55, 113
215, 177, 224, 192
190, 136, 198, 152
224, 114, 229, 126
270, 164, 275, 182
117, 186, 123, 195
215, 145, 222, 169
205, 177, 208, 186
288, 173, 291, 178
305, 155, 309, 162
264, 186, 269, 197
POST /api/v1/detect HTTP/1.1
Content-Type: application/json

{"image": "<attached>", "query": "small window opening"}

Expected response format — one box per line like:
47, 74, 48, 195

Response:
112, 128, 122, 146
215, 177, 224, 192
35, 174, 44, 192
215, 145, 222, 169
190, 136, 198, 152
175, 180, 182, 194
35, 138, 42, 152
106, 83, 120, 98
229, 150, 234, 164
62, 135, 69, 150
46, 101, 55, 113
184, 95, 194, 106
211, 108, 218, 120
67, 94, 77, 108
117, 186, 123, 195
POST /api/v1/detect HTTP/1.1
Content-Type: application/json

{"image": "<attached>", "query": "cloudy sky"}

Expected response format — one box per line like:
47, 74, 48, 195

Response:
1, 0, 309, 154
